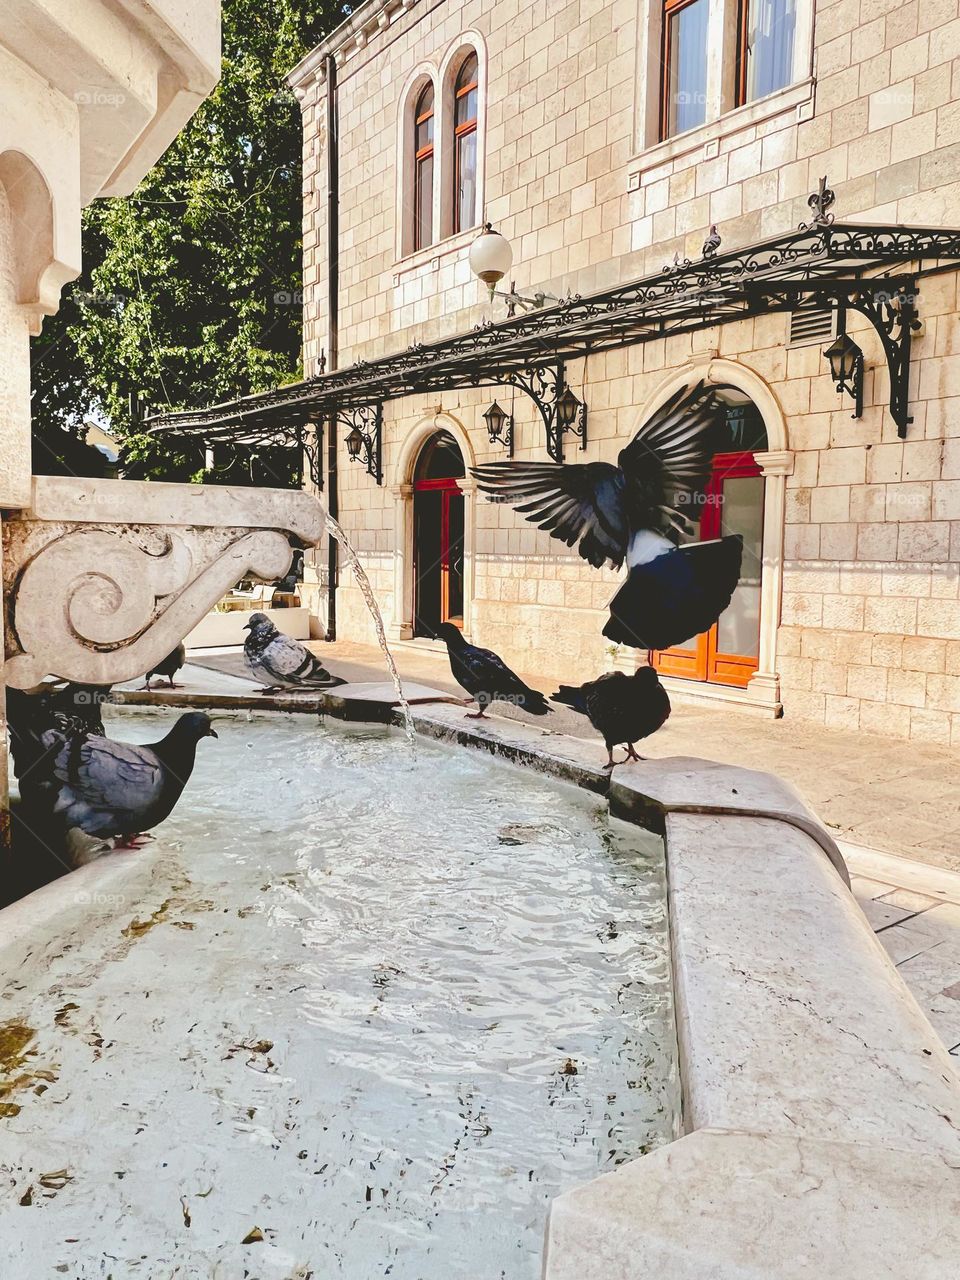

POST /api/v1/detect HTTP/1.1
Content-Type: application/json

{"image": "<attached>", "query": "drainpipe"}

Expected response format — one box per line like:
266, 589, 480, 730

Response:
324, 52, 339, 641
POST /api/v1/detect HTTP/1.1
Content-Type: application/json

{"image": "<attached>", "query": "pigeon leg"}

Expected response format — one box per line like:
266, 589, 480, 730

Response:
465, 694, 490, 720
602, 746, 617, 771
168, 675, 179, 688
623, 743, 644, 762
140, 677, 152, 691
114, 833, 155, 851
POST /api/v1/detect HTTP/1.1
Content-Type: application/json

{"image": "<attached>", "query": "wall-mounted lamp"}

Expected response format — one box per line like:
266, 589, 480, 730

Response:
823, 328, 864, 419
343, 404, 383, 484
556, 385, 584, 432
469, 224, 561, 314
482, 400, 514, 455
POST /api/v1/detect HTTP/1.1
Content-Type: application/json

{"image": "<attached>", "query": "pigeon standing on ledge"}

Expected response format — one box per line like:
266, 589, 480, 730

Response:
552, 667, 671, 769
243, 611, 345, 692
435, 622, 552, 719
42, 711, 218, 849
472, 381, 743, 651
142, 642, 186, 690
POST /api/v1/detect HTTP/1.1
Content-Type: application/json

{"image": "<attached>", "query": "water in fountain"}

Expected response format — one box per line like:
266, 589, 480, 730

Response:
323, 511, 415, 741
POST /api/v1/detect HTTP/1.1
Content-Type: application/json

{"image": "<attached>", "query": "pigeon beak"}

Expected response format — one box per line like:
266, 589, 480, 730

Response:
242, 621, 253, 630
207, 727, 218, 738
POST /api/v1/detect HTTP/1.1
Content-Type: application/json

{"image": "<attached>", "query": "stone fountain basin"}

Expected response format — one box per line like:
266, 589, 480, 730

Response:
1, 695, 959, 1278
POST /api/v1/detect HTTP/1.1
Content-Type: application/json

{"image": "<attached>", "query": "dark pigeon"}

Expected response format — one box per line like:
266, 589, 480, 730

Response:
42, 711, 218, 848
142, 642, 186, 690
471, 381, 743, 651
553, 667, 671, 769
242, 611, 345, 692
435, 622, 551, 719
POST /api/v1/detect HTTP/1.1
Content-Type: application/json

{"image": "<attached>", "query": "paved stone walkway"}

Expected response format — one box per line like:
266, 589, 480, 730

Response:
192, 637, 960, 873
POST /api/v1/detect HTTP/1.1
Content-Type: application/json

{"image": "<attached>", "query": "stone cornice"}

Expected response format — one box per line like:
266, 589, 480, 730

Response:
288, 0, 418, 86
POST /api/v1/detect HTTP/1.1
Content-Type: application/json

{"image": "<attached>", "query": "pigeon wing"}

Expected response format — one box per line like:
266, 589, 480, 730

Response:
50, 735, 163, 829
616, 380, 727, 537
471, 461, 629, 569
261, 633, 341, 687
463, 645, 534, 701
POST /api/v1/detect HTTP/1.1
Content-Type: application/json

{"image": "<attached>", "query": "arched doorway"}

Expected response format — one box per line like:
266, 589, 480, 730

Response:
413, 430, 465, 635
652, 396, 768, 688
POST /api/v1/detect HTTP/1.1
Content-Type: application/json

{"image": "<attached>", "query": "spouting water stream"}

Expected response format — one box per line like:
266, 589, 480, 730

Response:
323, 511, 415, 742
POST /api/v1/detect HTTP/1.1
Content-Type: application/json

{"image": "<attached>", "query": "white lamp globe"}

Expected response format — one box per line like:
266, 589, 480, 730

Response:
469, 224, 513, 297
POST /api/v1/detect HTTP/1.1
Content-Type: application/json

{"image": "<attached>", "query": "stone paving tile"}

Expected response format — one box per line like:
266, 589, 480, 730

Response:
877, 888, 943, 915
878, 925, 950, 966
850, 875, 899, 900
856, 895, 916, 931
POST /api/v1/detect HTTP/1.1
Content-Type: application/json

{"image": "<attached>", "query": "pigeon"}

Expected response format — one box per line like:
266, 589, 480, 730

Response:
42, 711, 218, 849
242, 612, 346, 692
435, 622, 552, 719
552, 667, 671, 769
142, 642, 186, 690
471, 381, 743, 651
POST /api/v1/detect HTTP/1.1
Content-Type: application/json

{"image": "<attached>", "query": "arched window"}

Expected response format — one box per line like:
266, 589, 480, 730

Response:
453, 53, 478, 233
413, 83, 435, 250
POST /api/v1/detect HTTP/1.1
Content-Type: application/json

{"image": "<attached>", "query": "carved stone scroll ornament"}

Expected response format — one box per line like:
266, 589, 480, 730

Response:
3, 476, 326, 689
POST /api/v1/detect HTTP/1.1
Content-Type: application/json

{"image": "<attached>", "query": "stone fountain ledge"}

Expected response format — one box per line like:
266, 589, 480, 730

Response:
16, 688, 960, 1278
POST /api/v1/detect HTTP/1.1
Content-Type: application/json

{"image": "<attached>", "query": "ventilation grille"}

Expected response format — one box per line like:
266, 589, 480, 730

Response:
789, 305, 835, 346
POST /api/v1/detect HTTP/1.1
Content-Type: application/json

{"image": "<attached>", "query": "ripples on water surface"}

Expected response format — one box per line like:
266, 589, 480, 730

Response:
1, 714, 678, 1279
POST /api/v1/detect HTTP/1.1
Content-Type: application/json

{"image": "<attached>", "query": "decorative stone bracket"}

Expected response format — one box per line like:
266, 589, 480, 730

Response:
2, 476, 325, 689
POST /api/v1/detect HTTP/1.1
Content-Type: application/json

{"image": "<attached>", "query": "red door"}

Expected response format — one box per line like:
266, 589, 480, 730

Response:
652, 450, 763, 688
413, 475, 465, 634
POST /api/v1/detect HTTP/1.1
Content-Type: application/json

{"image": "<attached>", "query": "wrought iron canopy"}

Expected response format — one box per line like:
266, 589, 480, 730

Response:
149, 219, 960, 461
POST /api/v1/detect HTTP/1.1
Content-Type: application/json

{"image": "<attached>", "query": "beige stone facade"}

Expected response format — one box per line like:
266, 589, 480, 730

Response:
292, 0, 960, 743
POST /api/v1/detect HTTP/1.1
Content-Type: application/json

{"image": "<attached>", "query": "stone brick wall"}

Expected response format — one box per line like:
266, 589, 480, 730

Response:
296, 0, 960, 742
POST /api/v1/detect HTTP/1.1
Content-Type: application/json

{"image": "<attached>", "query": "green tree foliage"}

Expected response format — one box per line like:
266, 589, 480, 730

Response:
31, 0, 349, 480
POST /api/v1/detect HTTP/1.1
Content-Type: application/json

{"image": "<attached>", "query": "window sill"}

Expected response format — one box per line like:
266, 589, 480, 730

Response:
628, 77, 815, 186
393, 227, 476, 282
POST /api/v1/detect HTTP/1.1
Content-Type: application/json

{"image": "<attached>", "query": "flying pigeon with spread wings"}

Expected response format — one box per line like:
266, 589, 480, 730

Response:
471, 381, 742, 650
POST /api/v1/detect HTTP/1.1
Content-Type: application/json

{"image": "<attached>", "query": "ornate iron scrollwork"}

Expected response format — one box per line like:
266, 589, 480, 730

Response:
339, 402, 383, 484
502, 362, 587, 464
847, 282, 922, 438
800, 175, 836, 230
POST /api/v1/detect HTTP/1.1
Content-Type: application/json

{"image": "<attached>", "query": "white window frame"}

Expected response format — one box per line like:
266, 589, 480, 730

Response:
634, 0, 814, 163
394, 33, 487, 267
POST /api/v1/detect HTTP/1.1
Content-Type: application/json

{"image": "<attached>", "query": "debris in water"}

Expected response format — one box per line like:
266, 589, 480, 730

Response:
38, 1170, 72, 1191
242, 1226, 264, 1244
18, 1186, 32, 1206
180, 1196, 191, 1227
561, 1058, 579, 1076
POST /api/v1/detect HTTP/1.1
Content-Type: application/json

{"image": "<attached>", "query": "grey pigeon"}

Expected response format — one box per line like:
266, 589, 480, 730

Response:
242, 611, 345, 692
472, 381, 743, 651
552, 667, 670, 769
435, 622, 552, 719
142, 642, 186, 690
43, 711, 217, 849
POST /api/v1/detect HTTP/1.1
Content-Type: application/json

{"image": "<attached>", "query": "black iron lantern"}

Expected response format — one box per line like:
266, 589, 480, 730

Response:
345, 425, 363, 459
556, 384, 582, 429
342, 404, 383, 484
823, 330, 864, 418
482, 400, 513, 454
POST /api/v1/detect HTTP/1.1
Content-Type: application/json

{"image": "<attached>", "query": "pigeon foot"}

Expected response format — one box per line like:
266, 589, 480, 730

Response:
464, 711, 487, 719
114, 833, 155, 851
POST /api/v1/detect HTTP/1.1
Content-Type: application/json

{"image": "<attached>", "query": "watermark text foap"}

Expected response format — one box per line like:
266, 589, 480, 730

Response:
73, 891, 126, 908
74, 89, 126, 108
